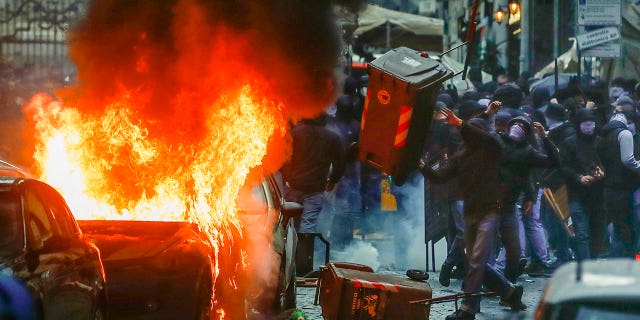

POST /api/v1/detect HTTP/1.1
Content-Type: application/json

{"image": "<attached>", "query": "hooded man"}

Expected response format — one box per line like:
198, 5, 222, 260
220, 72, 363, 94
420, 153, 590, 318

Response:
423, 101, 465, 287
538, 103, 576, 265
420, 102, 527, 320
494, 115, 561, 283
560, 109, 606, 260
598, 112, 640, 257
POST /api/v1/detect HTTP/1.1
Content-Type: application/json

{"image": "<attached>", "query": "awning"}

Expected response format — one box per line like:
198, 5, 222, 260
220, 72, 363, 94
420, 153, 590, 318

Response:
341, 4, 445, 52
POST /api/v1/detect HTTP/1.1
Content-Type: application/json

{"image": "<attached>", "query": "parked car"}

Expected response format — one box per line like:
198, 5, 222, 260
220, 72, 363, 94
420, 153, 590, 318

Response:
0, 176, 107, 320
534, 259, 640, 319
78, 173, 300, 320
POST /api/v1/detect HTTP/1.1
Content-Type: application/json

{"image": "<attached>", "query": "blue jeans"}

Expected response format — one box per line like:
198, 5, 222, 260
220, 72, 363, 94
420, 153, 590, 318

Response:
541, 198, 572, 261
569, 201, 591, 261
299, 192, 324, 233
495, 192, 548, 271
519, 190, 549, 264
285, 186, 324, 234
461, 210, 515, 314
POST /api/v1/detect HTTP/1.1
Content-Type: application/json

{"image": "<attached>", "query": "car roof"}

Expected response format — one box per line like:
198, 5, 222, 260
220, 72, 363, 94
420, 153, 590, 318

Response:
543, 259, 640, 304
0, 159, 31, 179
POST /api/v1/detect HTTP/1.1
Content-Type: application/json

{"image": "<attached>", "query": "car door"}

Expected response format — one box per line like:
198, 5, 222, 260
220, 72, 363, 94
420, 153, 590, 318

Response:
23, 181, 96, 319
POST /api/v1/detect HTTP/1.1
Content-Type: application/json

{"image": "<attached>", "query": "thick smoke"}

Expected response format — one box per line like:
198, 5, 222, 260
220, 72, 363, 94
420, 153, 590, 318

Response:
65, 0, 363, 134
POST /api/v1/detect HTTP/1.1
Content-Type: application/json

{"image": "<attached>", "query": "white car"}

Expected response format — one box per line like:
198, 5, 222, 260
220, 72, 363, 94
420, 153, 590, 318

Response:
534, 259, 640, 319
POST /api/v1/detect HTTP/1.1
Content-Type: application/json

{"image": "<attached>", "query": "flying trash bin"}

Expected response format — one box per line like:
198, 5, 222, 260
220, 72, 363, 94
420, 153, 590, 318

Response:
358, 47, 454, 185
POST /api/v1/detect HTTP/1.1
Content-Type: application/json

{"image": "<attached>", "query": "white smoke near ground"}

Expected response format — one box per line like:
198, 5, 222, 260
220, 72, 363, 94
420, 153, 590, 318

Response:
326, 172, 451, 272
331, 240, 381, 271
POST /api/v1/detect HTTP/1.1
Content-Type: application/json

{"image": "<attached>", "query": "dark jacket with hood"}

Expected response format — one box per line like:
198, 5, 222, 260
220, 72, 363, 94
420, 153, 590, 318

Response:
421, 115, 504, 217
598, 118, 640, 191
559, 109, 604, 200
281, 117, 345, 194
497, 116, 561, 204
537, 120, 576, 189
424, 119, 462, 200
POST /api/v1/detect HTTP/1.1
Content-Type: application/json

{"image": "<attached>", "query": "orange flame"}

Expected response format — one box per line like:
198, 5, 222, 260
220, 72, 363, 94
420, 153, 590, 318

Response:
26, 86, 285, 226
19, 0, 349, 316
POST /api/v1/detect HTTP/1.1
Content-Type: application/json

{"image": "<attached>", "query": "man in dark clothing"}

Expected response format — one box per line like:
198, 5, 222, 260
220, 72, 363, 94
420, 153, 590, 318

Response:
421, 102, 526, 320
560, 109, 605, 260
541, 103, 575, 264
598, 112, 640, 257
494, 115, 561, 282
531, 87, 551, 127
424, 102, 464, 287
281, 115, 345, 233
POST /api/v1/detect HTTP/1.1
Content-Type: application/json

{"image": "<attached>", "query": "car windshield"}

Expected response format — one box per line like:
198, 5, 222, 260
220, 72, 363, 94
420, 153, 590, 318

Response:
0, 192, 21, 256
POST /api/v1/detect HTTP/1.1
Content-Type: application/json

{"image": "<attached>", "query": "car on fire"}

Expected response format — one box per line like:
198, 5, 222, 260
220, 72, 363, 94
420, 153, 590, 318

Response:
534, 259, 640, 319
78, 173, 300, 320
0, 175, 108, 320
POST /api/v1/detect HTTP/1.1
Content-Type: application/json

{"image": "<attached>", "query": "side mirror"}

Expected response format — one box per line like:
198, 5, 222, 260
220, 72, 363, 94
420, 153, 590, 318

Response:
282, 201, 303, 221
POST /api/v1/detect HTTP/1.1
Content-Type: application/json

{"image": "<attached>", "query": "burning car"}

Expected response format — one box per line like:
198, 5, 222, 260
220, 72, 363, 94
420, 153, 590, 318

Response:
0, 176, 107, 320
77, 174, 299, 320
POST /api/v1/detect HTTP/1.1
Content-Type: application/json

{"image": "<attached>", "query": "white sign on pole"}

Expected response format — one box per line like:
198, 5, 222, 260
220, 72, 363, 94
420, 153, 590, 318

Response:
576, 27, 621, 50
581, 40, 621, 57
577, 0, 622, 26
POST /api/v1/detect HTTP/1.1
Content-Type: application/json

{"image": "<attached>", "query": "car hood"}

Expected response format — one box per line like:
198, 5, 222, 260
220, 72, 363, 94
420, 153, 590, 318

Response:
543, 259, 640, 304
78, 220, 198, 262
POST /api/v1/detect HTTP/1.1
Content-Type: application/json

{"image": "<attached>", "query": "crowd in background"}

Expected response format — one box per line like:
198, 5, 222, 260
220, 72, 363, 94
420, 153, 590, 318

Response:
280, 63, 640, 318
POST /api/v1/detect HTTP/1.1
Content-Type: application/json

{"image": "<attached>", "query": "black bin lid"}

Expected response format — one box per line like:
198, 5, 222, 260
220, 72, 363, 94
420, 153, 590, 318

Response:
369, 47, 447, 85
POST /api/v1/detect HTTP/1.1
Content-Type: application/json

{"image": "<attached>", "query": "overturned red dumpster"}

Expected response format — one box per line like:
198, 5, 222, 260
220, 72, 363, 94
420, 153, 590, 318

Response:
317, 262, 432, 319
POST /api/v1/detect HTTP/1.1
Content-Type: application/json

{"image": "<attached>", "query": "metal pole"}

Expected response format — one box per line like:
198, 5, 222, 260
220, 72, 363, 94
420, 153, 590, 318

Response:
577, 49, 582, 84
386, 20, 391, 51
519, 0, 530, 75
553, 0, 559, 90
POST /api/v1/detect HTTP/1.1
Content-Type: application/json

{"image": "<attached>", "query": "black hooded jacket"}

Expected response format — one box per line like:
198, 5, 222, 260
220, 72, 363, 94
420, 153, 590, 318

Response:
537, 121, 576, 189
598, 120, 640, 190
559, 109, 604, 200
421, 115, 504, 216
497, 116, 561, 204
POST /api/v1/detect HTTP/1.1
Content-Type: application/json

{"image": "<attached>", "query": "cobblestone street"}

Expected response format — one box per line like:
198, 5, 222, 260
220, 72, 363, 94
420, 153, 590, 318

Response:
296, 270, 548, 320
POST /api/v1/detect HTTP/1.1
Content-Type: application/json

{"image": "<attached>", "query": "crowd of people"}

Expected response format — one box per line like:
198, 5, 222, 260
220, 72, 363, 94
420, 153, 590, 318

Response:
421, 75, 640, 319
280, 69, 640, 319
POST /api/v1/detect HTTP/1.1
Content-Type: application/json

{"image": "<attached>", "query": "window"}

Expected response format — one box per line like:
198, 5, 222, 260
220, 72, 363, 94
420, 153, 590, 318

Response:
0, 192, 21, 255
41, 184, 80, 238
236, 180, 268, 215
24, 188, 55, 250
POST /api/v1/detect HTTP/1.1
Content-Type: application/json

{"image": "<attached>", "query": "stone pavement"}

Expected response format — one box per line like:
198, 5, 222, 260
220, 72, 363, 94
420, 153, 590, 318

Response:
296, 270, 548, 320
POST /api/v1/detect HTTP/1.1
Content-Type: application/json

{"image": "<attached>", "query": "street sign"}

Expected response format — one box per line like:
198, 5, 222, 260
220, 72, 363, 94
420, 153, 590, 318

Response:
581, 40, 621, 58
577, 0, 621, 26
576, 26, 621, 50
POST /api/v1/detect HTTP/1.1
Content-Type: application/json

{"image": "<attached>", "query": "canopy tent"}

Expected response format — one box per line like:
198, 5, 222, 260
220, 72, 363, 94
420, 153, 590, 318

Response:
534, 39, 579, 79
534, 2, 640, 83
340, 4, 445, 52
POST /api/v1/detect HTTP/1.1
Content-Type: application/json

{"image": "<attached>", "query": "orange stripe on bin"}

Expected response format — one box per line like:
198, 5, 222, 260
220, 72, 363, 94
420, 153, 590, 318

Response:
394, 106, 413, 147
361, 90, 370, 131
353, 279, 400, 292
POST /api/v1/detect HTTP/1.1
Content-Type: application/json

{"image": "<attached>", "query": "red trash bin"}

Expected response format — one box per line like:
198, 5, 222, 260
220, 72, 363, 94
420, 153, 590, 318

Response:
358, 47, 453, 185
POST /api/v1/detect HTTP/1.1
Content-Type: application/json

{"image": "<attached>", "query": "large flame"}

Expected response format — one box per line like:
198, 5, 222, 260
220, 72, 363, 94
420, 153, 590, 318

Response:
26, 86, 284, 227
19, 0, 360, 317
